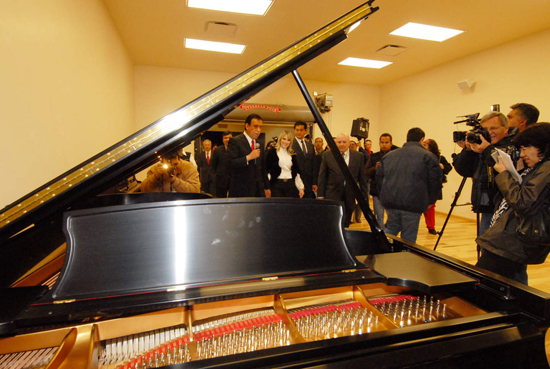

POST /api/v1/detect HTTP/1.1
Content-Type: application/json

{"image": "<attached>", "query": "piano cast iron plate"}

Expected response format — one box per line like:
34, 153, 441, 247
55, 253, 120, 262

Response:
356, 252, 478, 294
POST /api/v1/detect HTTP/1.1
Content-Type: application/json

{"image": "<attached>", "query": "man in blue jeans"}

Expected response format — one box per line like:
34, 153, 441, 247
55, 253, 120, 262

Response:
376, 128, 442, 243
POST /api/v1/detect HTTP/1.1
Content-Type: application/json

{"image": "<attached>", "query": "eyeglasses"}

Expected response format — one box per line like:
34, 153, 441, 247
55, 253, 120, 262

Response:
485, 125, 505, 132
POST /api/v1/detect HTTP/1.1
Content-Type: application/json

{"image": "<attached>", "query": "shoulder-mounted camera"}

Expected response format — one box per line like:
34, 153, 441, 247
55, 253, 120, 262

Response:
452, 113, 491, 144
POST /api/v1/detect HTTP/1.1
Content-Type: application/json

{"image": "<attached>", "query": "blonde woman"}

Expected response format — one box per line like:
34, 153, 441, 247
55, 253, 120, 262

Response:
265, 130, 305, 198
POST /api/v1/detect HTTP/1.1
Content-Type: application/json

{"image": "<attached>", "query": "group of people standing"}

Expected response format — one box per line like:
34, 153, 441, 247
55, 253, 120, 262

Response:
452, 103, 550, 285
142, 106, 550, 286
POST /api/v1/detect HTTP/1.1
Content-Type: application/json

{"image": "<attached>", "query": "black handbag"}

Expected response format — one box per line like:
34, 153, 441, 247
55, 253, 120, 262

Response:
515, 203, 550, 246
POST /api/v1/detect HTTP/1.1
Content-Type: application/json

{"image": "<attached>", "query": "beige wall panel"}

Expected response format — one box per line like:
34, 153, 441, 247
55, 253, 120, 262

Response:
380, 29, 550, 220
0, 0, 134, 209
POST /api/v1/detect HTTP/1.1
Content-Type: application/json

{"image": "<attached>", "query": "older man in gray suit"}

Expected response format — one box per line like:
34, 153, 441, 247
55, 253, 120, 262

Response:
317, 133, 369, 227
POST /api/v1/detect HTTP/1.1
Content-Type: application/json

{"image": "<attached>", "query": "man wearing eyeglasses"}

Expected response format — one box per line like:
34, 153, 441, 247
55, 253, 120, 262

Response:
453, 111, 519, 236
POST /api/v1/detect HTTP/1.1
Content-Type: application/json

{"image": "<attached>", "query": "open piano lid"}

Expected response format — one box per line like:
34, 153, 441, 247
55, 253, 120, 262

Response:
0, 2, 379, 288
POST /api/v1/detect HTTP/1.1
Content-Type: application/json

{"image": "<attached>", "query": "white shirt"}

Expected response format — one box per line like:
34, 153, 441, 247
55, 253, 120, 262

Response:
244, 131, 255, 148
341, 149, 350, 166
277, 149, 304, 190
243, 131, 256, 165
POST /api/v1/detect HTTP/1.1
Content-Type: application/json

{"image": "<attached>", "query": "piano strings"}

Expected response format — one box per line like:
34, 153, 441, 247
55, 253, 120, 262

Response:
78, 291, 470, 369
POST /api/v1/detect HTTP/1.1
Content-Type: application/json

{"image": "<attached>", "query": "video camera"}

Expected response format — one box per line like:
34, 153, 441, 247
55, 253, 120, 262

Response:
452, 113, 491, 144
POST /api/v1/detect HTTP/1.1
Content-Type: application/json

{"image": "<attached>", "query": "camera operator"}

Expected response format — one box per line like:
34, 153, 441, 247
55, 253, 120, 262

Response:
141, 152, 201, 193
453, 111, 518, 235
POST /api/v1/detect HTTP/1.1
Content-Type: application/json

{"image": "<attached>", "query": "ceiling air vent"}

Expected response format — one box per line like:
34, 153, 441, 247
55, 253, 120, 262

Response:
375, 45, 407, 56
206, 21, 238, 37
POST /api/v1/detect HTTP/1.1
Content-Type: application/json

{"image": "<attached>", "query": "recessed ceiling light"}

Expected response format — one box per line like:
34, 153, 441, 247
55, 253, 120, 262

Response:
185, 38, 246, 54
390, 22, 463, 42
188, 0, 274, 16
339, 58, 392, 69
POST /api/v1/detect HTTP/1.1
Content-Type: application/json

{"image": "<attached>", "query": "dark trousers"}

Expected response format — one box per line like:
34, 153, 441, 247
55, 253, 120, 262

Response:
215, 185, 228, 198
271, 179, 299, 198
303, 188, 316, 199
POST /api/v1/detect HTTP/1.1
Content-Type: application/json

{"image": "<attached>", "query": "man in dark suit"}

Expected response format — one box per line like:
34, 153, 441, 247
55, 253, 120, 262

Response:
292, 121, 318, 198
211, 131, 232, 198
195, 139, 216, 195
317, 133, 369, 227
227, 114, 271, 198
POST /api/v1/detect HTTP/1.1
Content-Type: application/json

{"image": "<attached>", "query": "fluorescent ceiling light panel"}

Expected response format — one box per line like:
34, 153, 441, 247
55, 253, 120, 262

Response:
339, 58, 392, 69
390, 22, 463, 42
188, 0, 273, 15
185, 38, 246, 54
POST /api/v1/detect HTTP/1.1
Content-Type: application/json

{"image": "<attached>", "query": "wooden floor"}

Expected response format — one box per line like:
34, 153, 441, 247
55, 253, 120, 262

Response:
350, 208, 550, 362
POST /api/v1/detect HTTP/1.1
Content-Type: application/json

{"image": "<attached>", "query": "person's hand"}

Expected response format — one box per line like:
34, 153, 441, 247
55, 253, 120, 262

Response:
265, 189, 272, 198
375, 162, 380, 170
456, 140, 466, 149
162, 171, 176, 183
470, 135, 490, 153
493, 157, 507, 173
247, 148, 261, 161
298, 189, 305, 198
312, 185, 318, 192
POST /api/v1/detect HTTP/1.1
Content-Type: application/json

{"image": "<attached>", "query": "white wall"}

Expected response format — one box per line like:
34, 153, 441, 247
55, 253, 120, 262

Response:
134, 66, 380, 146
0, 0, 134, 209
3, 1, 548, 225
380, 29, 550, 219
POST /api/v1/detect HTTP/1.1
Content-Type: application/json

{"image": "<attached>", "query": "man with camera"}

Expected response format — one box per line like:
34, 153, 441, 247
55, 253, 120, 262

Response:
141, 152, 201, 193
453, 111, 518, 235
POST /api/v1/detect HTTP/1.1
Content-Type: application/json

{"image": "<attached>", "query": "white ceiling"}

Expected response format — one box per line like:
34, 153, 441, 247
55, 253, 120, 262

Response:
103, 0, 550, 86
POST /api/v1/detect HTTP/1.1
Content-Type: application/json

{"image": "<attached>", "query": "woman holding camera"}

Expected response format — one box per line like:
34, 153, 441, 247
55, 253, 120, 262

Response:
265, 130, 305, 198
475, 123, 550, 284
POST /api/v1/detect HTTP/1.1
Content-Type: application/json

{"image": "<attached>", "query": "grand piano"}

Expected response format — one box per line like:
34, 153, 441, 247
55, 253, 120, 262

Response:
1, 2, 550, 368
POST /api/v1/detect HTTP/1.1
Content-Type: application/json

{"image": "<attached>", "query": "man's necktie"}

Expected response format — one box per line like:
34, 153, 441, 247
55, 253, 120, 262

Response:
206, 152, 210, 165
251, 140, 255, 150
301, 140, 306, 154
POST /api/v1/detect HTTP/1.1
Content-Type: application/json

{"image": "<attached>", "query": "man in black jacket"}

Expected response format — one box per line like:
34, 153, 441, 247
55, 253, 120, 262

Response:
292, 121, 318, 199
211, 131, 232, 198
365, 133, 395, 229
376, 128, 442, 243
195, 139, 216, 195
453, 111, 518, 236
318, 133, 369, 227
227, 114, 271, 198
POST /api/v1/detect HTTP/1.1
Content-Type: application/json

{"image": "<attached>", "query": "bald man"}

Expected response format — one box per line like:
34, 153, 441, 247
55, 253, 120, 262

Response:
317, 133, 369, 227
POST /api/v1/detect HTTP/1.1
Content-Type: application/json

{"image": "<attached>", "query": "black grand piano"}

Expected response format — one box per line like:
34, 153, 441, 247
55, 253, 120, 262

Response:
1, 2, 550, 368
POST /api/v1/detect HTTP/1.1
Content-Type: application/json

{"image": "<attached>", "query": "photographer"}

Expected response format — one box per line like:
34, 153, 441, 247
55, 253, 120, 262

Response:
476, 123, 550, 285
141, 152, 201, 193
453, 111, 518, 235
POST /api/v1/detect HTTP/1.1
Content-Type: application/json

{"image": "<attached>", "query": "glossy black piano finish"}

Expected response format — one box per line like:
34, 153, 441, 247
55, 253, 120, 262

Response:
54, 198, 356, 301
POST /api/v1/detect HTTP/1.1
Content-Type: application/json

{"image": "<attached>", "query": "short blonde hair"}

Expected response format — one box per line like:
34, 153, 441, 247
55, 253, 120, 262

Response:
275, 130, 296, 154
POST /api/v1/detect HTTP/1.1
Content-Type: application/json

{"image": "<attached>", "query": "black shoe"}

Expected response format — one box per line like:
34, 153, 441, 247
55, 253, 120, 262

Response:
428, 229, 438, 235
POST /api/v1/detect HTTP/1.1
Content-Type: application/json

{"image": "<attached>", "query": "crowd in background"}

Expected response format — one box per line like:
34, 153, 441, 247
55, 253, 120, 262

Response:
142, 102, 550, 286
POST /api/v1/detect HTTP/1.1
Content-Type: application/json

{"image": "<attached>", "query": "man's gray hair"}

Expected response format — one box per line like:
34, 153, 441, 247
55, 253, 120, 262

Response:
480, 111, 508, 127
